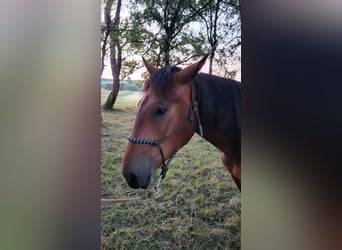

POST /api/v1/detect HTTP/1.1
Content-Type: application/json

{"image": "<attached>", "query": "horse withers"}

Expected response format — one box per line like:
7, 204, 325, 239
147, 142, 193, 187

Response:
122, 56, 241, 190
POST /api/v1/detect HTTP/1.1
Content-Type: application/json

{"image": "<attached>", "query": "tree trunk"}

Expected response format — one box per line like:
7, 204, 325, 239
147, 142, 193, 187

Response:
102, 0, 122, 110
101, 0, 114, 74
209, 54, 214, 74
162, 39, 171, 66
102, 78, 120, 110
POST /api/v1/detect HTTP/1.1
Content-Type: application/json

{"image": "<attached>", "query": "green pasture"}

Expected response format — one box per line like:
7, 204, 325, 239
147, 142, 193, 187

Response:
101, 89, 142, 107
101, 99, 241, 249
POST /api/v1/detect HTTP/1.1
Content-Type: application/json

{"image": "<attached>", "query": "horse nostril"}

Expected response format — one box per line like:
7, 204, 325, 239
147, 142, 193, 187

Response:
129, 173, 137, 183
126, 172, 139, 189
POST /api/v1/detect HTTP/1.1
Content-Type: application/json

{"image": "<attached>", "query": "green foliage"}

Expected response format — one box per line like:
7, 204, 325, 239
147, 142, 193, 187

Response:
102, 0, 241, 81
101, 103, 240, 249
129, 0, 208, 66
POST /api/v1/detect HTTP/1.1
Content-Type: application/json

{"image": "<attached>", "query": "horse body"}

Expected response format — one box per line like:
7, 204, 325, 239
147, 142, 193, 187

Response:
122, 56, 241, 190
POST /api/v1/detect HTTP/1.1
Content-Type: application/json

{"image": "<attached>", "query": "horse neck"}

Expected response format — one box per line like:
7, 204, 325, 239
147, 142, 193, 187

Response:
194, 74, 241, 154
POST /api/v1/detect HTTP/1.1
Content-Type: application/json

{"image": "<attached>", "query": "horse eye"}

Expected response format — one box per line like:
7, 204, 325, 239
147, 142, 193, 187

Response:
156, 107, 168, 115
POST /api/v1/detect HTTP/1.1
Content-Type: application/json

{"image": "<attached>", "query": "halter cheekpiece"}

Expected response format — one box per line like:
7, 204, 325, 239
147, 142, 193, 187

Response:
127, 80, 203, 181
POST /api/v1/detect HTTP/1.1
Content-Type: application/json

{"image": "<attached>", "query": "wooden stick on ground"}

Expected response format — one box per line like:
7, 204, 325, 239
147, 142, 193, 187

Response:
101, 197, 143, 205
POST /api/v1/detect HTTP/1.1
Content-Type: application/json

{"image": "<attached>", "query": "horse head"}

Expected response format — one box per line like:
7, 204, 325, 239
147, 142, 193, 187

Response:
121, 56, 207, 189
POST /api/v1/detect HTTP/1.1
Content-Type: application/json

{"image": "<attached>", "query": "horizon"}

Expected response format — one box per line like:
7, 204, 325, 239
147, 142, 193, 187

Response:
102, 60, 241, 82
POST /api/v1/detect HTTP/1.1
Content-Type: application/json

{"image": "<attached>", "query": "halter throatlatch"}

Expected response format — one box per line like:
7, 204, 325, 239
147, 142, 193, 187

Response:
127, 80, 203, 183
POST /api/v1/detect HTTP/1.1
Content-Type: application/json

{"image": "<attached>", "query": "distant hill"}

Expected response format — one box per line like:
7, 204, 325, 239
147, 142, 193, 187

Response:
101, 78, 113, 85
101, 78, 142, 91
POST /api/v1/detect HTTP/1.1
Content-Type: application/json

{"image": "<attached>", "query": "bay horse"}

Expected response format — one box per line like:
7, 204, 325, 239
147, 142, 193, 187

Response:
122, 56, 241, 191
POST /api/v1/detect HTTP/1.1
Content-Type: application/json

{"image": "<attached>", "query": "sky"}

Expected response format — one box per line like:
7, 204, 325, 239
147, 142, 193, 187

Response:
102, 58, 241, 81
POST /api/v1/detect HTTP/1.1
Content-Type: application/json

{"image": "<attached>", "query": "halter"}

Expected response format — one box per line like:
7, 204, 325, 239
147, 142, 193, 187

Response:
127, 80, 203, 182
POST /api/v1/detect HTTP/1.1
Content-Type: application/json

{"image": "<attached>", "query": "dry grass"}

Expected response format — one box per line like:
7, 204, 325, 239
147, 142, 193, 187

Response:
101, 95, 240, 249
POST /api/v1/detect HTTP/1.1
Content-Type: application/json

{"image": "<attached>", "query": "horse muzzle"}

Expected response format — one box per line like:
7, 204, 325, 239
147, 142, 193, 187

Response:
122, 158, 155, 189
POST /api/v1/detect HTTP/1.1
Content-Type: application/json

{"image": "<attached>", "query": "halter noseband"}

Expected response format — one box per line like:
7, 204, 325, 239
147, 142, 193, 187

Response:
127, 80, 203, 180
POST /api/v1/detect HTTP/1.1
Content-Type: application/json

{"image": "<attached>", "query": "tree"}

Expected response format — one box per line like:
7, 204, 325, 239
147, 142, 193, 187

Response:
101, 0, 148, 109
193, 0, 241, 76
131, 0, 209, 67
101, 0, 112, 75
129, 0, 240, 77
102, 0, 123, 110
100, 0, 241, 110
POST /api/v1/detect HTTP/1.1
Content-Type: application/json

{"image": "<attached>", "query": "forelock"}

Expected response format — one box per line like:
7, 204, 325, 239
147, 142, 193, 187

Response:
144, 65, 181, 97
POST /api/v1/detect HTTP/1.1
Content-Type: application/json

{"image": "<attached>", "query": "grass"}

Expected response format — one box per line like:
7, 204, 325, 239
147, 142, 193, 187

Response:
101, 93, 240, 250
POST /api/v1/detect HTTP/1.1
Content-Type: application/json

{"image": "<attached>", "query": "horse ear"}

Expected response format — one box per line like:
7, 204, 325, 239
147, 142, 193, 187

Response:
142, 57, 157, 76
176, 55, 208, 83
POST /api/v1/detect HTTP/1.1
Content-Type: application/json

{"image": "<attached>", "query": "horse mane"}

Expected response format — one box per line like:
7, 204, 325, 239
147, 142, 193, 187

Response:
143, 65, 182, 97
194, 73, 241, 147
